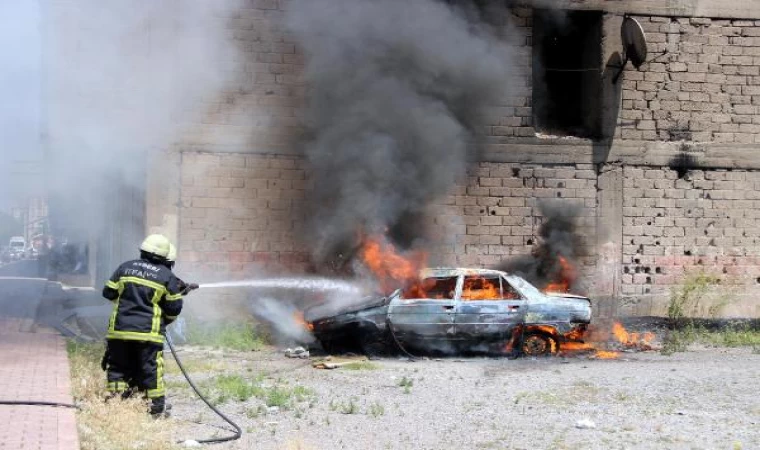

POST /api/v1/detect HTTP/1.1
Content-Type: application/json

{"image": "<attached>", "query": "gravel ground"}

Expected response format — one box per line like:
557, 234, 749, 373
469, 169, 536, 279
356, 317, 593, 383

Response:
166, 346, 760, 450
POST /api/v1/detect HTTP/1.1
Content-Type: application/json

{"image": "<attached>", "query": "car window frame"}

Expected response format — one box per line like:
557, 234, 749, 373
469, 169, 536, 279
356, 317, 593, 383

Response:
460, 274, 514, 302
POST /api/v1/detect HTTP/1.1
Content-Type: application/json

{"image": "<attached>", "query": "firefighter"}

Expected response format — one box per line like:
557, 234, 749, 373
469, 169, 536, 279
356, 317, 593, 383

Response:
102, 234, 192, 417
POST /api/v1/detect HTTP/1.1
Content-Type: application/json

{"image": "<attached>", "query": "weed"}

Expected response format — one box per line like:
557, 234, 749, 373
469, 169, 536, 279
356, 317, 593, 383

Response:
66, 340, 179, 450
293, 385, 316, 402
667, 271, 721, 326
397, 376, 413, 388
185, 321, 266, 351
339, 398, 359, 414
66, 340, 105, 401
662, 326, 760, 355
369, 401, 385, 417
266, 386, 292, 408
246, 404, 268, 419
207, 374, 259, 404
342, 361, 378, 371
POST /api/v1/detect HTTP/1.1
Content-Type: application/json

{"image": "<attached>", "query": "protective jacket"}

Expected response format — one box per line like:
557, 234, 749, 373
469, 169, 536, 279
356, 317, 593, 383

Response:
102, 258, 184, 344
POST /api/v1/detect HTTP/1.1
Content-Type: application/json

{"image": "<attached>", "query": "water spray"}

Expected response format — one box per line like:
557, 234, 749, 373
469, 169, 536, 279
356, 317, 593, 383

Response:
198, 277, 362, 295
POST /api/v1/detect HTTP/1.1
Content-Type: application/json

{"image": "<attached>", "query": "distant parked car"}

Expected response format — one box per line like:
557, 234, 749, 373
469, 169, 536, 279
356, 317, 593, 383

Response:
307, 268, 592, 357
8, 236, 26, 260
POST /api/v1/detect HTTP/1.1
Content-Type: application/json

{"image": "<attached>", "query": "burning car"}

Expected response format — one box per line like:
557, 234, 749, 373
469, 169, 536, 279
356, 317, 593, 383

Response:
307, 268, 592, 357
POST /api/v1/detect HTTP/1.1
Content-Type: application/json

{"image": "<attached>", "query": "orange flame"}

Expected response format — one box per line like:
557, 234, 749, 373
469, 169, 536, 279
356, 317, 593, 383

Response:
360, 235, 427, 294
543, 256, 576, 293
558, 321, 656, 359
461, 276, 501, 300
293, 311, 314, 332
593, 351, 621, 359
611, 322, 655, 350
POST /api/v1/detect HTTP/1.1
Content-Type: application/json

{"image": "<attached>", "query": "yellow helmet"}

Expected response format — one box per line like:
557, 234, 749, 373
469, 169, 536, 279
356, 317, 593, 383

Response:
167, 244, 177, 263
139, 234, 171, 258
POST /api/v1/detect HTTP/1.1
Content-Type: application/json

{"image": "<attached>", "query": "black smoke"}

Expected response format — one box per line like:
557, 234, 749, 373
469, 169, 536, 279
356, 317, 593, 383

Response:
496, 201, 585, 292
287, 0, 514, 269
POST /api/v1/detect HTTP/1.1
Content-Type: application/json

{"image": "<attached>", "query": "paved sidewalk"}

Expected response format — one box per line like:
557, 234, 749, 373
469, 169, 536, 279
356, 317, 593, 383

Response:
0, 318, 80, 450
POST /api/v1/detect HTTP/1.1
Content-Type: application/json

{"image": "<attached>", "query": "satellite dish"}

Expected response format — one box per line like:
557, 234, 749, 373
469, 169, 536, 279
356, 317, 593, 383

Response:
621, 17, 648, 69
611, 16, 651, 83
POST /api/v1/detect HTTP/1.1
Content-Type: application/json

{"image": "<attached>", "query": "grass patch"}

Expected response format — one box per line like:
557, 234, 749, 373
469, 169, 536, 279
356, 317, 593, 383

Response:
397, 376, 413, 394
368, 401, 385, 417
66, 339, 180, 450
164, 357, 227, 376
204, 373, 316, 409
339, 397, 359, 414
662, 326, 760, 355
206, 374, 263, 404
185, 321, 266, 351
513, 381, 608, 407
667, 270, 731, 327
342, 361, 379, 371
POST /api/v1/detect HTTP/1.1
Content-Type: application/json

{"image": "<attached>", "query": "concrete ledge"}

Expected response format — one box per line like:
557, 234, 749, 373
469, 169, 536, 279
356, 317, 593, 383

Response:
481, 139, 760, 170
517, 0, 760, 20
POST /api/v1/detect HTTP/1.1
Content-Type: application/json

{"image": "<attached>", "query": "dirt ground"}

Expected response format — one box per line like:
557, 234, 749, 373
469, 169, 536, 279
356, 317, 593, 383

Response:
165, 345, 760, 450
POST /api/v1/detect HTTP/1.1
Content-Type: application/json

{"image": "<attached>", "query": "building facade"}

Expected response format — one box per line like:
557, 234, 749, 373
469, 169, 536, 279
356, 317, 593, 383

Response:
47, 0, 760, 318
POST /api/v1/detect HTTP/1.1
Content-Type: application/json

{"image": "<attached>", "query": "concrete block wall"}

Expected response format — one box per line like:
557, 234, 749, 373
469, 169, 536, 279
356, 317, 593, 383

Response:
177, 152, 309, 281
621, 166, 760, 317
427, 162, 598, 290
177, 0, 306, 154
478, 7, 536, 140
160, 4, 760, 318
620, 16, 760, 143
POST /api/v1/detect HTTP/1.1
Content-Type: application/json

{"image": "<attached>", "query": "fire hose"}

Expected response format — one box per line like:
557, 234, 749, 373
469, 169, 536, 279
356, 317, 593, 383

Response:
165, 334, 242, 445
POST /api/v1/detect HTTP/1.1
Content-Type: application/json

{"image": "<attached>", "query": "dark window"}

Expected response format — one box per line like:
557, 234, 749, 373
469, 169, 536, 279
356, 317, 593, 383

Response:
532, 9, 603, 138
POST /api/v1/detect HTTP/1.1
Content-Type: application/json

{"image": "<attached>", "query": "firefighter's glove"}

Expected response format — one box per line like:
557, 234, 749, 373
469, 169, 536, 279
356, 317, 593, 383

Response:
182, 283, 199, 295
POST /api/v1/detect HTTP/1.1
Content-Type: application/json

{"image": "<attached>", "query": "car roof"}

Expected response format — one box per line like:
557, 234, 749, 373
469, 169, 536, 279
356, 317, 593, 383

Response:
420, 267, 510, 278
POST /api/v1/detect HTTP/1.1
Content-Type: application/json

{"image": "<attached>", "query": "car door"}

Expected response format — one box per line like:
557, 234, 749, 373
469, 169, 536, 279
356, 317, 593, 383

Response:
454, 275, 527, 342
387, 275, 460, 344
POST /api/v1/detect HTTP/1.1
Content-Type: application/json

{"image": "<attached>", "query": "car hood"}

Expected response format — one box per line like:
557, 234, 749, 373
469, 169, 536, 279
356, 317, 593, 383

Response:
304, 293, 391, 322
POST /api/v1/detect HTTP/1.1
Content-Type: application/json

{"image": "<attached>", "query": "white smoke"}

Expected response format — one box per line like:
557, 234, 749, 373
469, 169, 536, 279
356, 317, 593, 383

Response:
42, 0, 244, 238
250, 296, 315, 344
0, 2, 43, 212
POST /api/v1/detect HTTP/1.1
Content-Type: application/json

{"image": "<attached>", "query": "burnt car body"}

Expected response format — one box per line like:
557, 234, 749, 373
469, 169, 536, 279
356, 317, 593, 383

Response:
308, 268, 592, 356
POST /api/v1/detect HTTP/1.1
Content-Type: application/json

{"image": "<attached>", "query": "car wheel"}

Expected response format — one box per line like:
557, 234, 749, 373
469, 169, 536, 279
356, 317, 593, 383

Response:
521, 333, 556, 356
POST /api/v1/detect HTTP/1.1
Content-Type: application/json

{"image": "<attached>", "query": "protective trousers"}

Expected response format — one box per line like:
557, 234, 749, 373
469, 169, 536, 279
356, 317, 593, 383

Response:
106, 339, 166, 414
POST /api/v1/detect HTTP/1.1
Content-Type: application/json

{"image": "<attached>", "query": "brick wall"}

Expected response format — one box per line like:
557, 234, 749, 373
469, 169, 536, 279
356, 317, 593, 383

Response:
479, 7, 536, 140
621, 166, 760, 316
178, 152, 309, 280
168, 5, 760, 318
177, 0, 305, 154
427, 162, 599, 290
620, 16, 760, 143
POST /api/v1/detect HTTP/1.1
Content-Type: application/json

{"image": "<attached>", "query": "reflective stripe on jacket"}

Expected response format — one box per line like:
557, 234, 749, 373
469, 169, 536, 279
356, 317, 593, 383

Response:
102, 259, 184, 343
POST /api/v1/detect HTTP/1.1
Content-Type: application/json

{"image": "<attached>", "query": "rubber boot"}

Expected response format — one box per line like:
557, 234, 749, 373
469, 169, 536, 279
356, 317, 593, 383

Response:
150, 396, 170, 419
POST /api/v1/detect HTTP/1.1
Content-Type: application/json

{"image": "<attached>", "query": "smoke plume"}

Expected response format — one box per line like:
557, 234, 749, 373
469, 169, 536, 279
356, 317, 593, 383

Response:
249, 297, 315, 345
495, 201, 585, 292
44, 1, 242, 244
287, 0, 515, 269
